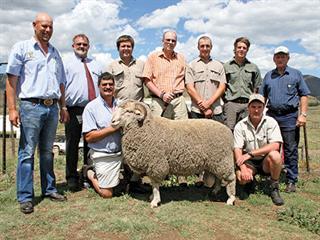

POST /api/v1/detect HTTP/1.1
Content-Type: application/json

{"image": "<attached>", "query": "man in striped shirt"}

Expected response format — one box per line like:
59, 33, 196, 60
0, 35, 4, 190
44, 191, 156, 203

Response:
142, 30, 188, 119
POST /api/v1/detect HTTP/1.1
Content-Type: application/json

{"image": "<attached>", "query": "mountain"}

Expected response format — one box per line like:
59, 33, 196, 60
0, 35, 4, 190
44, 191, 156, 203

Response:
304, 75, 320, 97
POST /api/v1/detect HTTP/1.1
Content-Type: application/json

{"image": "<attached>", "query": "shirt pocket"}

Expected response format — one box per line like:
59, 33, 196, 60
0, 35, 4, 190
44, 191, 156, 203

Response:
286, 82, 297, 95
209, 69, 222, 85
256, 135, 268, 148
113, 70, 124, 88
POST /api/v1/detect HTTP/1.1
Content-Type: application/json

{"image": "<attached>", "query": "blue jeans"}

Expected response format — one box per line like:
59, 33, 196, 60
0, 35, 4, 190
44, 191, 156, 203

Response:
17, 101, 59, 203
281, 127, 300, 184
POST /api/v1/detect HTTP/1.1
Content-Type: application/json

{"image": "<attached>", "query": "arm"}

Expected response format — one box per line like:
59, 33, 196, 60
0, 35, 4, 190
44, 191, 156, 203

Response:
297, 95, 308, 126
58, 83, 69, 123
6, 74, 19, 127
234, 148, 253, 181
84, 126, 119, 143
144, 78, 173, 103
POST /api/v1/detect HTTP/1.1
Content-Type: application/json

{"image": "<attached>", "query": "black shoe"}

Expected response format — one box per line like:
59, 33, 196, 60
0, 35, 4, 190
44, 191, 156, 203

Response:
67, 178, 79, 191
43, 192, 67, 202
270, 188, 284, 206
20, 201, 34, 214
285, 183, 296, 193
236, 183, 249, 200
81, 164, 94, 189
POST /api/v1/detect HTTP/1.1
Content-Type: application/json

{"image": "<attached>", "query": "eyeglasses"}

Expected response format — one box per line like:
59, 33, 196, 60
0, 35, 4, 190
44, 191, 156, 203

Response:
75, 43, 88, 47
164, 39, 176, 43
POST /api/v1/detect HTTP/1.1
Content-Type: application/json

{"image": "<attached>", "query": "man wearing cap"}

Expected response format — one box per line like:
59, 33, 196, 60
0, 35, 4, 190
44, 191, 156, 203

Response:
223, 37, 262, 131
233, 94, 284, 205
259, 46, 310, 193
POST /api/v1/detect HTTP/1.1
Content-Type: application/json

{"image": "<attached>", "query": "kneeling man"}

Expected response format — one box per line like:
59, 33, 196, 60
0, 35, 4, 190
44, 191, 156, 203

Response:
82, 72, 122, 198
233, 94, 284, 205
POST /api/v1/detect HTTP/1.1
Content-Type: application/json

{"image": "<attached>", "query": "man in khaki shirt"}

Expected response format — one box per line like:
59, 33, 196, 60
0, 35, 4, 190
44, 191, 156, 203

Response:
107, 35, 144, 101
186, 36, 226, 123
233, 94, 284, 206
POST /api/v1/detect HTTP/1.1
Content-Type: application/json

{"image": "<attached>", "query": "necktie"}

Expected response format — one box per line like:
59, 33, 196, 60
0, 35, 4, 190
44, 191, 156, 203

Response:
82, 58, 96, 101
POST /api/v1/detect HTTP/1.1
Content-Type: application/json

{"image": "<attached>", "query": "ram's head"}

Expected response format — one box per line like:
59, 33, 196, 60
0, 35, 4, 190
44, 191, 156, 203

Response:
111, 100, 152, 130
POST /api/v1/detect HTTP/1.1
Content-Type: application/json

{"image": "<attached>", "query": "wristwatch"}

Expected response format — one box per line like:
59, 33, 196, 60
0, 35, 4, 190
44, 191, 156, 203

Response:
300, 112, 307, 117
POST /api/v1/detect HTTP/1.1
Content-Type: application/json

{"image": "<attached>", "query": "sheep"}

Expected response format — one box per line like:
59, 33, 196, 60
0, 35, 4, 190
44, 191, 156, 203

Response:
111, 99, 236, 207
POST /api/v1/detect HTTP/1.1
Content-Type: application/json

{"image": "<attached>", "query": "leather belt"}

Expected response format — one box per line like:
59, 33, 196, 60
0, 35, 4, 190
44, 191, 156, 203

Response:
21, 98, 58, 106
151, 92, 183, 99
230, 97, 249, 104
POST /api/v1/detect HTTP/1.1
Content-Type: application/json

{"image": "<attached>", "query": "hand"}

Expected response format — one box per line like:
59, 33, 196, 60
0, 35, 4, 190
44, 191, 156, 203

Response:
162, 92, 174, 103
236, 153, 251, 167
59, 109, 70, 123
198, 100, 211, 111
203, 108, 213, 119
240, 167, 254, 182
296, 115, 306, 127
9, 109, 20, 127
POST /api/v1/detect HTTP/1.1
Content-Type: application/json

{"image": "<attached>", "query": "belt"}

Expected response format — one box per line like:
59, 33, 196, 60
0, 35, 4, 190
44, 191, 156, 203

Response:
21, 98, 58, 106
230, 97, 249, 104
151, 92, 183, 99
268, 108, 298, 116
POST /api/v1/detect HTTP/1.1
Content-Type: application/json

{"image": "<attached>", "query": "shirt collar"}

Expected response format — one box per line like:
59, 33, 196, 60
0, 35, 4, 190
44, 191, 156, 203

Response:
272, 66, 290, 75
31, 37, 53, 51
196, 56, 212, 63
244, 114, 267, 130
158, 49, 177, 59
118, 57, 136, 66
230, 57, 250, 65
98, 95, 117, 109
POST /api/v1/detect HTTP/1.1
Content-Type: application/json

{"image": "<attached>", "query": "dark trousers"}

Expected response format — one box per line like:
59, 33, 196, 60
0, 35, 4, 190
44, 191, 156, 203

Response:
65, 106, 89, 181
281, 127, 300, 184
190, 111, 225, 124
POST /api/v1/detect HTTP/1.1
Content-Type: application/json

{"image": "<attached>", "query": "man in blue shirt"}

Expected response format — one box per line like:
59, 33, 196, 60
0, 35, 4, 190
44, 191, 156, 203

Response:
82, 72, 122, 198
63, 34, 102, 190
6, 12, 69, 214
259, 46, 310, 193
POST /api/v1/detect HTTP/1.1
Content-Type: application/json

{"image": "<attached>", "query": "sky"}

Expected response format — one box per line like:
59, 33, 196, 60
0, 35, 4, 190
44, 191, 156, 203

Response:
0, 0, 319, 78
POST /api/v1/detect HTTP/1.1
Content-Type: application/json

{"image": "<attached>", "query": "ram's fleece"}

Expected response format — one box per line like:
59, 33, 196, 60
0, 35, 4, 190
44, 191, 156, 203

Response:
111, 100, 236, 207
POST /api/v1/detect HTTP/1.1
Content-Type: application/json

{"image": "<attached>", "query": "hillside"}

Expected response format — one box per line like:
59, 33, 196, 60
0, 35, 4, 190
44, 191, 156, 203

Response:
304, 75, 320, 97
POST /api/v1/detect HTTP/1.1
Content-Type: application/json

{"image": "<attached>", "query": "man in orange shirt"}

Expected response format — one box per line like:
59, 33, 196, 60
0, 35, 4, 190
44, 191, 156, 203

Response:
143, 30, 188, 119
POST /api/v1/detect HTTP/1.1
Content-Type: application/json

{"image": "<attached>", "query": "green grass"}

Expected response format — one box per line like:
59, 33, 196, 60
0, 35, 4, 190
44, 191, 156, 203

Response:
0, 106, 320, 240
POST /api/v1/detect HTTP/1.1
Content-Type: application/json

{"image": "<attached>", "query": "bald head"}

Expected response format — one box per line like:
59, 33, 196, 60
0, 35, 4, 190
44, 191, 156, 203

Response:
33, 12, 53, 44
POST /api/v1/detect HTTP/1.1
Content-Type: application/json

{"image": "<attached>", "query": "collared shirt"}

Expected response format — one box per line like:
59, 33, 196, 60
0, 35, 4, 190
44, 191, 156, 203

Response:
82, 96, 121, 153
234, 115, 283, 153
259, 66, 310, 112
64, 53, 102, 107
185, 57, 226, 115
107, 58, 144, 101
224, 58, 262, 101
6, 37, 66, 99
142, 50, 186, 93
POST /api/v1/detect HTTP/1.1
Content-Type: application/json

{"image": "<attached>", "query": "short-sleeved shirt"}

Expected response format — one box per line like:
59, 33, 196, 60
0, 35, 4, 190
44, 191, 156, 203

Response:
185, 57, 226, 115
107, 58, 144, 101
82, 95, 121, 153
259, 66, 310, 113
64, 53, 102, 107
6, 37, 66, 99
224, 58, 262, 101
142, 50, 186, 93
233, 115, 283, 153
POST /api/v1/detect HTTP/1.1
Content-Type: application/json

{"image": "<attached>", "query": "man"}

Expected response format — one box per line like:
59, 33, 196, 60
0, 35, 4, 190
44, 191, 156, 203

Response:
186, 35, 226, 122
259, 46, 310, 193
234, 94, 284, 206
107, 35, 144, 101
224, 37, 262, 131
63, 34, 101, 190
82, 72, 122, 198
6, 12, 68, 214
143, 30, 188, 119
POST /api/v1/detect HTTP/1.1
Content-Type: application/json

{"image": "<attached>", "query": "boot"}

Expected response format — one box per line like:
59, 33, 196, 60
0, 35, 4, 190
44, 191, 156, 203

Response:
270, 181, 284, 206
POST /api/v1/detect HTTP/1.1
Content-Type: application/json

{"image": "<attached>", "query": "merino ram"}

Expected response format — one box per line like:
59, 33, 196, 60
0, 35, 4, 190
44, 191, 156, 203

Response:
111, 100, 236, 207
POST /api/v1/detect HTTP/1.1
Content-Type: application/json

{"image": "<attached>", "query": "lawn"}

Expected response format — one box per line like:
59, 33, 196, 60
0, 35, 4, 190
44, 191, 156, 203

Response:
0, 106, 319, 240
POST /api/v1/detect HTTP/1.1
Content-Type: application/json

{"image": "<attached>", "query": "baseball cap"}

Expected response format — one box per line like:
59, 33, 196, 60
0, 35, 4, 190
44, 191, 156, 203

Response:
274, 46, 289, 55
248, 94, 265, 105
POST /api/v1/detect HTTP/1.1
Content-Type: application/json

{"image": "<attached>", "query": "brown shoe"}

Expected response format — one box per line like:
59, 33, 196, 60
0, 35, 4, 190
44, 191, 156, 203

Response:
43, 192, 67, 202
285, 183, 296, 193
